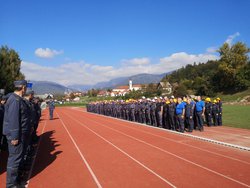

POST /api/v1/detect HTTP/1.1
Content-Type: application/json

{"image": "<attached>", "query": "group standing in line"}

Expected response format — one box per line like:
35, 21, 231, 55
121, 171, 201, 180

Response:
87, 95, 223, 133
0, 80, 42, 188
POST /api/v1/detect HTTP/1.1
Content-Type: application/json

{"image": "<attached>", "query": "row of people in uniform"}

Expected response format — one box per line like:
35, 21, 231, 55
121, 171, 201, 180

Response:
0, 80, 42, 188
87, 95, 222, 133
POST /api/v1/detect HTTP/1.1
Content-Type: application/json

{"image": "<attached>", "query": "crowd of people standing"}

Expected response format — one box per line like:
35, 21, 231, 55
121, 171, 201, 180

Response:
0, 80, 42, 188
87, 95, 223, 133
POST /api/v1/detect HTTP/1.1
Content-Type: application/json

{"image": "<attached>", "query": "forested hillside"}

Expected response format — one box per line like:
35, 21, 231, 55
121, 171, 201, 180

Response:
163, 42, 250, 96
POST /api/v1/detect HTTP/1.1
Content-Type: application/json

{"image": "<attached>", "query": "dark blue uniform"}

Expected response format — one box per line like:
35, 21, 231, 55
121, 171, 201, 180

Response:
217, 100, 223, 126
212, 102, 219, 126
156, 102, 163, 127
145, 102, 151, 125
150, 102, 157, 126
185, 103, 194, 132
205, 102, 213, 126
176, 102, 185, 132
195, 100, 205, 131
3, 93, 27, 188
0, 100, 4, 149
48, 100, 55, 120
168, 102, 176, 130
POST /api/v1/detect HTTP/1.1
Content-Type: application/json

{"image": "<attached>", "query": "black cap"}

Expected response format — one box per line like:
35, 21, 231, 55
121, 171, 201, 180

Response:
14, 80, 27, 87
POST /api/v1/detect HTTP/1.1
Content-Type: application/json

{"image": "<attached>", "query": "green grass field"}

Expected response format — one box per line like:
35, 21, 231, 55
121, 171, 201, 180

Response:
223, 105, 250, 129
219, 88, 250, 102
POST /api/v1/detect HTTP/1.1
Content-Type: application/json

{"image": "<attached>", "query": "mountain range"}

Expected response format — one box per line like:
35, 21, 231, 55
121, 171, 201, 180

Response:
32, 73, 169, 94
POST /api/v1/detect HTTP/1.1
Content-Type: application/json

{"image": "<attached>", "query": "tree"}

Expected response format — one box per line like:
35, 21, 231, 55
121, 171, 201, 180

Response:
173, 83, 187, 97
215, 42, 250, 92
0, 46, 25, 93
218, 42, 250, 69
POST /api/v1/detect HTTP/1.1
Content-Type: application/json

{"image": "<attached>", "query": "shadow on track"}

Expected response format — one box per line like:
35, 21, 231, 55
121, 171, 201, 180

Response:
30, 130, 62, 179
0, 150, 8, 175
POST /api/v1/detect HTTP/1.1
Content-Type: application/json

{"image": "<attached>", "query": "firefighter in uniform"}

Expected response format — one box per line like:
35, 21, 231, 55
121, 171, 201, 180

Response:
3, 80, 28, 188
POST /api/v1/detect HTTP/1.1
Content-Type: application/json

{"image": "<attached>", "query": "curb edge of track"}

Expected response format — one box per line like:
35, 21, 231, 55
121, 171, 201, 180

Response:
87, 112, 250, 152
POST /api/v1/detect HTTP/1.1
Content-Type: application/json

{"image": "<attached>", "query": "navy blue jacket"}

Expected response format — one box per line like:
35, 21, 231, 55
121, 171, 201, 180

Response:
185, 103, 194, 117
3, 93, 22, 140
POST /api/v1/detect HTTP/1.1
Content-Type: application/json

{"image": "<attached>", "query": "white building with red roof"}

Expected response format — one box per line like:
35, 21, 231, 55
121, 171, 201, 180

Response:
111, 80, 143, 96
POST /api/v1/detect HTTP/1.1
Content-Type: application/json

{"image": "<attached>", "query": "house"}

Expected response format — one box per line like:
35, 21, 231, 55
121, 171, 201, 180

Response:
110, 80, 143, 97
157, 81, 172, 95
97, 90, 110, 97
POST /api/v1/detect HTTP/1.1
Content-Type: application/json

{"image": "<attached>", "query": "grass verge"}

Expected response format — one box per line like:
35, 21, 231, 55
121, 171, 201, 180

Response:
223, 104, 250, 129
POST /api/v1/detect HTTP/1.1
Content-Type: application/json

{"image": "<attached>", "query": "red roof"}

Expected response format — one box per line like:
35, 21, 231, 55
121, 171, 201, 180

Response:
115, 86, 129, 89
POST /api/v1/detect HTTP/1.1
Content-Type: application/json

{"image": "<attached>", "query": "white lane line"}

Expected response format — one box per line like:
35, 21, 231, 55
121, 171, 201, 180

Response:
92, 116, 250, 165
66, 109, 250, 188
61, 111, 176, 188
71, 109, 250, 160
86, 118, 250, 188
56, 111, 102, 188
82, 110, 250, 151
26, 118, 47, 187
202, 129, 249, 137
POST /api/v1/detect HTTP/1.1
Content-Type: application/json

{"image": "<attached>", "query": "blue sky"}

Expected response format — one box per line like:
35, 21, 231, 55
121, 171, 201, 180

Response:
1, 0, 250, 86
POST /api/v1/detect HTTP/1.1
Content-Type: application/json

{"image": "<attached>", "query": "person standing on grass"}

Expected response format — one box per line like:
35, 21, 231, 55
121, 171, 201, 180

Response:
48, 99, 55, 120
195, 96, 205, 131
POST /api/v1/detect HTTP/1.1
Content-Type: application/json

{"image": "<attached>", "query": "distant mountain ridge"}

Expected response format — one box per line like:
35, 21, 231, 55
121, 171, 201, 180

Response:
31, 81, 70, 95
32, 73, 170, 94
92, 73, 168, 89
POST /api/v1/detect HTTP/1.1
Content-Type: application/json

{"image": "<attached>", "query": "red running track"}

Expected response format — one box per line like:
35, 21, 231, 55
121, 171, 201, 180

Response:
1, 107, 250, 188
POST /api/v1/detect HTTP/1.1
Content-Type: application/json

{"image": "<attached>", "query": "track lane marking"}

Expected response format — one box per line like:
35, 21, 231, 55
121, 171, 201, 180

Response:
56, 111, 102, 188
90, 114, 250, 165
59, 110, 176, 188
66, 108, 250, 188
71, 108, 250, 164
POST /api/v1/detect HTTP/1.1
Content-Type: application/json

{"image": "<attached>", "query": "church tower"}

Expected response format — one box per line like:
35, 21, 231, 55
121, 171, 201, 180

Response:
129, 80, 133, 90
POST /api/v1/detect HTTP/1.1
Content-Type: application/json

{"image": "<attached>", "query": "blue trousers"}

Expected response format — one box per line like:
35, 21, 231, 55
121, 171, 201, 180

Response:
196, 111, 204, 130
218, 113, 222, 125
186, 116, 194, 131
156, 111, 162, 127
176, 114, 185, 132
6, 139, 24, 188
49, 108, 54, 120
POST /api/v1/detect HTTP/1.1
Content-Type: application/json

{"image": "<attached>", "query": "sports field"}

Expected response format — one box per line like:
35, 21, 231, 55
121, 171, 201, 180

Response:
223, 105, 250, 129
1, 107, 249, 188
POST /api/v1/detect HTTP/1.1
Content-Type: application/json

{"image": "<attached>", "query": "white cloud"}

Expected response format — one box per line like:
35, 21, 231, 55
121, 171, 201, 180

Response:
21, 51, 218, 86
225, 32, 240, 46
159, 52, 218, 72
206, 46, 218, 53
121, 57, 150, 66
35, 48, 63, 58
